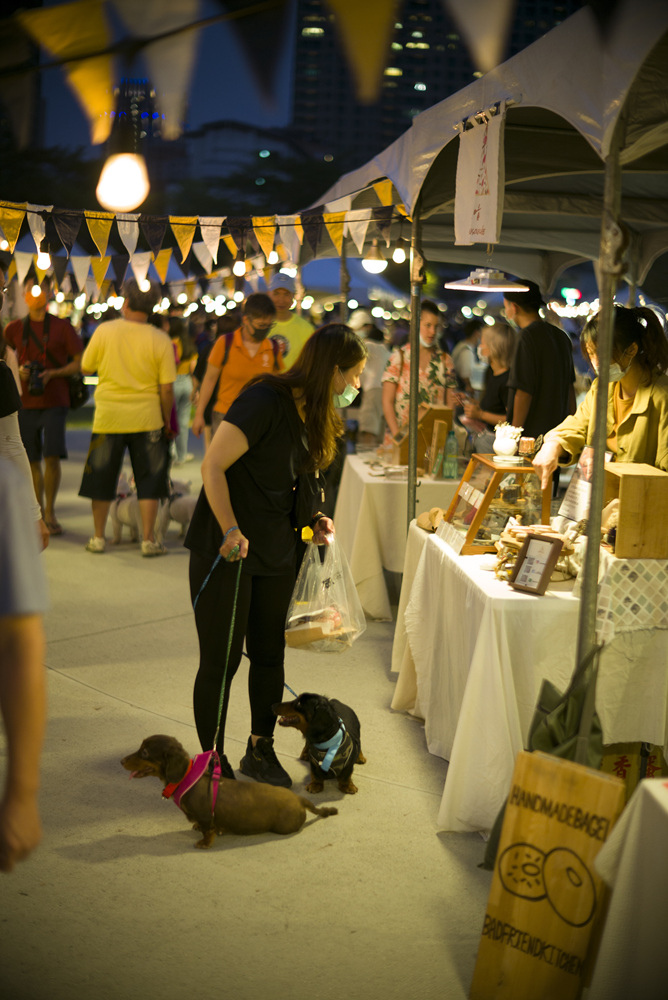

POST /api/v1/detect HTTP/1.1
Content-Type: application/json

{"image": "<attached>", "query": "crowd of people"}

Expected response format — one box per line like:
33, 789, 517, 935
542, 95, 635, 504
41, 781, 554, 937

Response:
2, 258, 668, 872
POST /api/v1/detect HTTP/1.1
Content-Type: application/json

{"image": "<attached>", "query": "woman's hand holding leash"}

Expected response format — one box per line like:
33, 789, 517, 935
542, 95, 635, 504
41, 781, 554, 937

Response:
220, 525, 248, 562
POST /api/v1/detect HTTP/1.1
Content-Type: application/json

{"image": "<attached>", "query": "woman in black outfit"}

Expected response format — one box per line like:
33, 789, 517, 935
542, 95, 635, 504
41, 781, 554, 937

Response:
462, 323, 516, 429
184, 324, 366, 787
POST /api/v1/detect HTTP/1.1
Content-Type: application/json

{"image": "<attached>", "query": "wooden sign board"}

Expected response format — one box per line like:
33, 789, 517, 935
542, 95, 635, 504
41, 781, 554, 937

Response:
470, 751, 625, 1000
392, 405, 452, 465
429, 419, 449, 478
603, 462, 668, 558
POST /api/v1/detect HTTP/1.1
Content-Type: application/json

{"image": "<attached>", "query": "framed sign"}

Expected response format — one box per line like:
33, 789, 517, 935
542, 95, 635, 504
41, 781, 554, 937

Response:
509, 533, 564, 596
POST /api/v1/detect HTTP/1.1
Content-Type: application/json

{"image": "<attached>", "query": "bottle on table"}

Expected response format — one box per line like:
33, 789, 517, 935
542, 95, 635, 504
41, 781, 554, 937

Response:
443, 429, 458, 479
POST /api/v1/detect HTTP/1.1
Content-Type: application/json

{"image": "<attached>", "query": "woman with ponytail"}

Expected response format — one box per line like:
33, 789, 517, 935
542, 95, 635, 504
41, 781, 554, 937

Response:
533, 305, 668, 488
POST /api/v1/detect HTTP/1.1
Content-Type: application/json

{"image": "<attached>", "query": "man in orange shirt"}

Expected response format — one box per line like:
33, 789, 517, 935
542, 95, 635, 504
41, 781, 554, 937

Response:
192, 294, 283, 438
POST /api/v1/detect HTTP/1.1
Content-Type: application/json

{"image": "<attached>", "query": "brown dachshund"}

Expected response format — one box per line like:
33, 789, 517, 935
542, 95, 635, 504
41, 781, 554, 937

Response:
272, 692, 365, 795
121, 734, 337, 849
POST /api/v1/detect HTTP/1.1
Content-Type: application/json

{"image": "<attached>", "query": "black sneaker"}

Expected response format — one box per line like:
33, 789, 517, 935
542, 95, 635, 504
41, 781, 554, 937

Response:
215, 754, 235, 780
239, 736, 292, 787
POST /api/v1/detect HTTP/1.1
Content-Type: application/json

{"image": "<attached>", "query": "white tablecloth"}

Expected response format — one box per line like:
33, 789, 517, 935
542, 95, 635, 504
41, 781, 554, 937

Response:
333, 453, 458, 619
588, 778, 668, 999
392, 528, 668, 833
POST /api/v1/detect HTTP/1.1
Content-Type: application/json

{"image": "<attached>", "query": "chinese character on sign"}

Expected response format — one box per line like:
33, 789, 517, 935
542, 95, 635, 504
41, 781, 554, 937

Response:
612, 755, 630, 778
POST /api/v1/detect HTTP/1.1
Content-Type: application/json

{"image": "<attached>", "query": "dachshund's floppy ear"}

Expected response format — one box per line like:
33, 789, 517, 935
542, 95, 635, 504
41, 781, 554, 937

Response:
163, 744, 188, 784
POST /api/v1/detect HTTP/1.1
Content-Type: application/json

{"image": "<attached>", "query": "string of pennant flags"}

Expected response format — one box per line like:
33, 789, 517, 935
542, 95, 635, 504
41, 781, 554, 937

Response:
0, 181, 407, 297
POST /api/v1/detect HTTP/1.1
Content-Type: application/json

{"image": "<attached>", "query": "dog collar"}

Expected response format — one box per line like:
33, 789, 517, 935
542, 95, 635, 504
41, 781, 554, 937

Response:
312, 721, 346, 773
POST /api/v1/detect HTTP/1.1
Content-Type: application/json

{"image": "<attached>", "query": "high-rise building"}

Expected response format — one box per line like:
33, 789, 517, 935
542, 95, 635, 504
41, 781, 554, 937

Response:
292, 0, 584, 169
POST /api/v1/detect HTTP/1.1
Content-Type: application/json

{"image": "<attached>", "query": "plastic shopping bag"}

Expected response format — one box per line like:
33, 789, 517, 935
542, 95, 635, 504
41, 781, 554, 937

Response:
285, 537, 366, 652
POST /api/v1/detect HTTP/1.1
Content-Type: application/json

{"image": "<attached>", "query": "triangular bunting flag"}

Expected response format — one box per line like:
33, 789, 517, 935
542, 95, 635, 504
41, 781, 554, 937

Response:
198, 216, 224, 265
116, 214, 140, 257
192, 242, 213, 275
51, 209, 83, 256
130, 251, 152, 286
226, 218, 250, 257
221, 234, 238, 261
444, 0, 515, 73
224, 0, 291, 103
114, 0, 201, 140
323, 212, 346, 255
26, 203, 53, 252
85, 211, 114, 257
371, 205, 395, 246
153, 248, 172, 284
90, 256, 110, 290
51, 255, 69, 287
0, 202, 27, 253
346, 208, 373, 255
17, 0, 114, 144
170, 216, 197, 263
324, 195, 352, 216
372, 181, 395, 207
300, 214, 322, 259
252, 217, 277, 261
326, 0, 398, 103
277, 215, 303, 266
6, 259, 17, 281
13, 251, 33, 287
111, 255, 129, 289
140, 216, 168, 260
34, 261, 49, 284
70, 256, 91, 292
85, 276, 97, 300
0, 21, 38, 149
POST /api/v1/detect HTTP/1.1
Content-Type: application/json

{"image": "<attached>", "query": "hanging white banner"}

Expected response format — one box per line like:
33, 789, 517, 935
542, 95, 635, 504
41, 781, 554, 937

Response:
454, 108, 505, 246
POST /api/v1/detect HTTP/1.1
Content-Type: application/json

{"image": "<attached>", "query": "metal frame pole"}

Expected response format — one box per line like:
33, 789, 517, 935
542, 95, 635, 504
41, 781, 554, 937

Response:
407, 204, 425, 531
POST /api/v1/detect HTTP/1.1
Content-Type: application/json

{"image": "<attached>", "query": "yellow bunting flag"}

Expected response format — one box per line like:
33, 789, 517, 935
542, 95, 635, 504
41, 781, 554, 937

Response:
90, 256, 110, 289
323, 212, 346, 255
0, 202, 27, 252
170, 217, 197, 263
326, 0, 398, 103
6, 259, 17, 281
85, 211, 114, 258
372, 180, 395, 207
18, 0, 114, 145
34, 261, 49, 284
153, 249, 172, 284
252, 216, 277, 260
221, 234, 238, 259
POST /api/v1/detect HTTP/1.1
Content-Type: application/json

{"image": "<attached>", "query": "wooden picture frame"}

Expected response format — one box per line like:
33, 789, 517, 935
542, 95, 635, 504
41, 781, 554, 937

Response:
508, 533, 564, 595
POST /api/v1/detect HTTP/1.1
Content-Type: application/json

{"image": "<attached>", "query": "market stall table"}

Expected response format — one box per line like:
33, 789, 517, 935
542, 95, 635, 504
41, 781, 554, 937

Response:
391, 526, 668, 833
333, 453, 458, 619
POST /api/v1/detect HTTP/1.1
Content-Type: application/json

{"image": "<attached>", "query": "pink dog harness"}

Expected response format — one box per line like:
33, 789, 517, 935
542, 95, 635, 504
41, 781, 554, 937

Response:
162, 750, 222, 813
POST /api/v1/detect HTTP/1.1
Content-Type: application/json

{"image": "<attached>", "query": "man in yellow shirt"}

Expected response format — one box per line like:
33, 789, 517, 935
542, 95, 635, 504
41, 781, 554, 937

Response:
268, 274, 314, 368
78, 279, 176, 556
192, 293, 283, 438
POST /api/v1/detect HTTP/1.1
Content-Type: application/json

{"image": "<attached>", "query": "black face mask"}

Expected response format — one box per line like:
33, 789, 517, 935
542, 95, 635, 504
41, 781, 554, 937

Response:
248, 321, 274, 342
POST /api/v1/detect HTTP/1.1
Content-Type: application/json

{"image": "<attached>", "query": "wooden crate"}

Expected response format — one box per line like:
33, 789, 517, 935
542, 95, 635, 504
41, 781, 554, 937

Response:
392, 404, 452, 465
470, 751, 625, 1000
603, 462, 668, 558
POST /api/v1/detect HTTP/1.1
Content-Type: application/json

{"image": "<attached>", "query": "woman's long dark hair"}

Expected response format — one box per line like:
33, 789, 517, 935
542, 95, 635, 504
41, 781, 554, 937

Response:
247, 323, 367, 469
582, 305, 668, 383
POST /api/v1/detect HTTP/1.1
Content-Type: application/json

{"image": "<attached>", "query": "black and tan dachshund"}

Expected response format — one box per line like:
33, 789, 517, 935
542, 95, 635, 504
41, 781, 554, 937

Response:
272, 692, 365, 794
121, 734, 337, 849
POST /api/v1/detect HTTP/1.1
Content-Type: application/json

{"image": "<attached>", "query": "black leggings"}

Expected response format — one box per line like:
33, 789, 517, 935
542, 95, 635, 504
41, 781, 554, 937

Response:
189, 551, 295, 756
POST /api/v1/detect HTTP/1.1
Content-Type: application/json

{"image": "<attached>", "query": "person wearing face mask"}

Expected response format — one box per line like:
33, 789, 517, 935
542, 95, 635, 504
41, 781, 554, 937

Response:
191, 293, 283, 439
533, 306, 668, 489
381, 299, 456, 446
462, 323, 516, 432
185, 324, 366, 787
503, 280, 576, 439
3, 276, 83, 537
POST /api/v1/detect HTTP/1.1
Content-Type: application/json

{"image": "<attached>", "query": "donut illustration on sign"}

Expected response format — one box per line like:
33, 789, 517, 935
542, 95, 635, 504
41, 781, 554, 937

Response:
543, 847, 597, 927
498, 843, 547, 900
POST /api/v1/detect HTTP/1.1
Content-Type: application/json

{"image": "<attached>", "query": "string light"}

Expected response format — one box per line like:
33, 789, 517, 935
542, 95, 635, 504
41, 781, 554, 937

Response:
362, 240, 388, 274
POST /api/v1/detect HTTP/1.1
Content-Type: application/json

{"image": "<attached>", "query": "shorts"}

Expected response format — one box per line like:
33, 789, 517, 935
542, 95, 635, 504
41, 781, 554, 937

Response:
18, 407, 68, 462
79, 430, 170, 501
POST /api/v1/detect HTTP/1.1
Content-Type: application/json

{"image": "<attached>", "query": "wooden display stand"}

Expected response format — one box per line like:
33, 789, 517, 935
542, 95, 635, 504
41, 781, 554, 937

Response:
603, 462, 668, 558
392, 405, 452, 465
440, 453, 552, 555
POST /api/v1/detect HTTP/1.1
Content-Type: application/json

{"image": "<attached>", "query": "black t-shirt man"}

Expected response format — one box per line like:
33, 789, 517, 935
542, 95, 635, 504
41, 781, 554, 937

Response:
506, 319, 575, 439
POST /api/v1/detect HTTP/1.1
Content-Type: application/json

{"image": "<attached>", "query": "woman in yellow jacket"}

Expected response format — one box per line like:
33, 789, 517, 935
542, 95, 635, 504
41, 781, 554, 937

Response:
533, 305, 668, 488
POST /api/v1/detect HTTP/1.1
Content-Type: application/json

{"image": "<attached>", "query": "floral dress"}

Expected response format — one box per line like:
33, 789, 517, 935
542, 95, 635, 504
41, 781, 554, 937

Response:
381, 345, 456, 442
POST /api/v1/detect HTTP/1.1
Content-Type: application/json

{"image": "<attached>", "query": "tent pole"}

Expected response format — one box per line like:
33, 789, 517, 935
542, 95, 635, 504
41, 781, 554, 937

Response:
340, 241, 350, 323
408, 202, 425, 531
573, 112, 626, 763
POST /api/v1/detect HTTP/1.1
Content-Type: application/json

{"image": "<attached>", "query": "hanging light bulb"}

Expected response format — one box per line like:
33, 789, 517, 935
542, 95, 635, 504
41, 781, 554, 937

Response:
392, 240, 407, 264
36, 238, 51, 271
267, 250, 279, 265
232, 250, 247, 277
362, 239, 388, 274
96, 153, 150, 213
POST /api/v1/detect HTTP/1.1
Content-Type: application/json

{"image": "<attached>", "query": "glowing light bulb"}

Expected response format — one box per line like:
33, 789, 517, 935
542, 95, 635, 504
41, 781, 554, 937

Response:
362, 240, 387, 274
36, 250, 51, 270
177, 292, 188, 305
96, 153, 150, 212
233, 257, 246, 277
267, 250, 279, 265
392, 245, 406, 264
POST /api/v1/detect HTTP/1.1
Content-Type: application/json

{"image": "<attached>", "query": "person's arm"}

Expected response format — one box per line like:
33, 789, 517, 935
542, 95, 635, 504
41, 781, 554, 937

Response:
568, 382, 577, 415
512, 388, 532, 430
158, 383, 175, 439
192, 363, 221, 437
40, 353, 82, 385
463, 398, 505, 427
382, 380, 401, 439
201, 421, 250, 561
0, 613, 46, 873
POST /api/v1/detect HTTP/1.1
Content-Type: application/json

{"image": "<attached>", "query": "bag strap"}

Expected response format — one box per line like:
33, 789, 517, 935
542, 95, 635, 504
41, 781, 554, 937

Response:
221, 330, 235, 368
22, 313, 56, 367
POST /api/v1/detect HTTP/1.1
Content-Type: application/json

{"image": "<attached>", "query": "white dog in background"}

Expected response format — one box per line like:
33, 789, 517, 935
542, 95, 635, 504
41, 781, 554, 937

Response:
111, 472, 169, 545
156, 479, 198, 541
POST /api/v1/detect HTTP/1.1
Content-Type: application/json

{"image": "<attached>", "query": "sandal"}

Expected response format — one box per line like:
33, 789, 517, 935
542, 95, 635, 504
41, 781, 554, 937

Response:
46, 520, 64, 536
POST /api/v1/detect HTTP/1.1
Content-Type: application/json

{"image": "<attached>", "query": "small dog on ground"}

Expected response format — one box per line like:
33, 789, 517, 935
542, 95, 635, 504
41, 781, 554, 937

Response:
156, 479, 197, 540
273, 692, 366, 794
111, 473, 168, 545
121, 734, 337, 849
